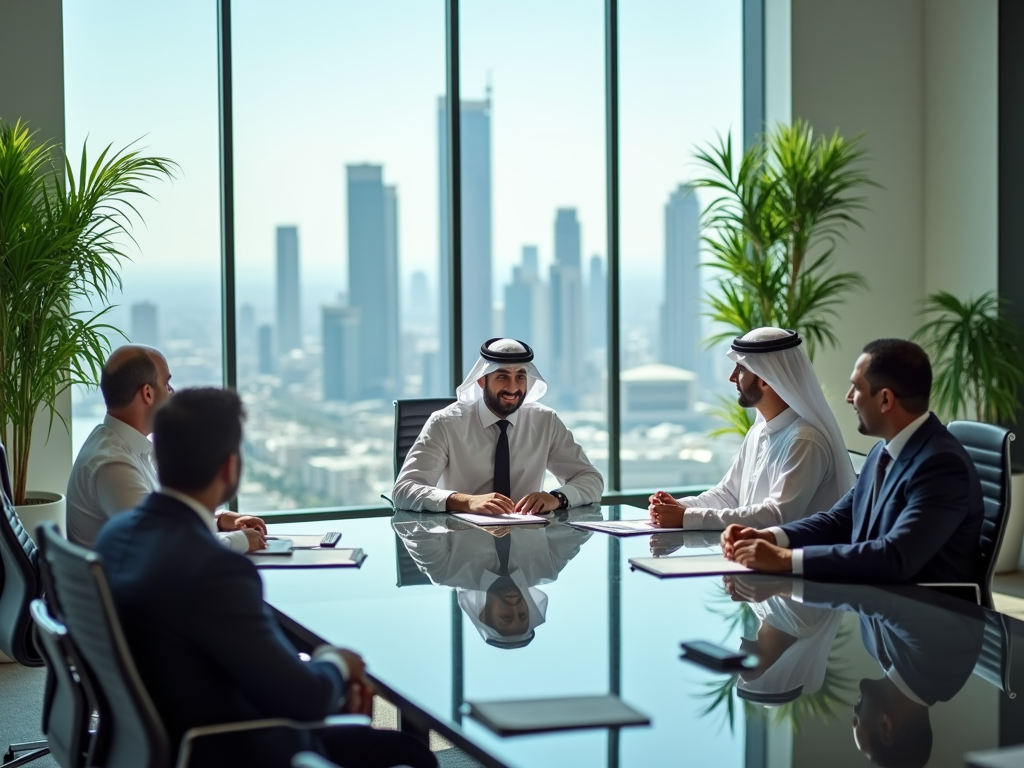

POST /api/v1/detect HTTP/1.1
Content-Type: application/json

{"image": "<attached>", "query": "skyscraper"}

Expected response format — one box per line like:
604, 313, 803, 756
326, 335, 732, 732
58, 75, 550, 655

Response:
130, 301, 158, 347
276, 225, 301, 355
347, 164, 399, 400
550, 209, 584, 408
503, 245, 547, 357
438, 95, 492, 381
257, 324, 274, 375
587, 255, 606, 350
660, 185, 701, 372
322, 304, 361, 401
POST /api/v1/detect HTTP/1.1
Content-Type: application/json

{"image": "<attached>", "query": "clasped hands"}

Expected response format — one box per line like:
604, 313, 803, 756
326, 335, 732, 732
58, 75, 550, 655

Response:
720, 524, 793, 573
647, 490, 686, 527
216, 511, 268, 553
456, 491, 561, 516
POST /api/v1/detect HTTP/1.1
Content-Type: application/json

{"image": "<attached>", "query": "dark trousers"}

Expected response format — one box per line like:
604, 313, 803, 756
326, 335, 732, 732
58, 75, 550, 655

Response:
316, 726, 437, 768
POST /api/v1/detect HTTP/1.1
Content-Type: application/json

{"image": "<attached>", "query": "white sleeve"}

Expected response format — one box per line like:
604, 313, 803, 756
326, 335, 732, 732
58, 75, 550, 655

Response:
391, 416, 455, 512
682, 438, 830, 530
217, 530, 249, 553
94, 462, 153, 520
546, 415, 604, 507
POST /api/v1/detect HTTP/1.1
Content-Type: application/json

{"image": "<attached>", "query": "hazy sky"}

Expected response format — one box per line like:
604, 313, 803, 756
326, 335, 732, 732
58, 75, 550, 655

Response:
64, 0, 742, 325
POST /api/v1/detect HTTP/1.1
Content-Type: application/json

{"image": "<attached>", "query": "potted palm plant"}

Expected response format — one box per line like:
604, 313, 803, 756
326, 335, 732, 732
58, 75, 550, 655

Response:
693, 119, 874, 436
913, 291, 1024, 572
0, 119, 175, 531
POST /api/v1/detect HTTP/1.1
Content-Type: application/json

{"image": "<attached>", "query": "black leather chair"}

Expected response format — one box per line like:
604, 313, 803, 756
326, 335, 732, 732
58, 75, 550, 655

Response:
36, 523, 368, 768
973, 609, 1016, 700
390, 398, 454, 588
392, 397, 456, 479
26, 599, 92, 768
0, 441, 49, 767
948, 420, 1015, 609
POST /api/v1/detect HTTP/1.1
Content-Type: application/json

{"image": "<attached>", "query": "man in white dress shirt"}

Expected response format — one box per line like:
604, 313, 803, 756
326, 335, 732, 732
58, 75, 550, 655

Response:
648, 327, 856, 530
392, 338, 603, 515
66, 345, 266, 551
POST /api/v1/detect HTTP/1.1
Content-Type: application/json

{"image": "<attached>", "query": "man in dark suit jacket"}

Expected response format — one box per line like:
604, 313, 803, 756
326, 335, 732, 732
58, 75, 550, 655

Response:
721, 339, 984, 583
94, 388, 435, 768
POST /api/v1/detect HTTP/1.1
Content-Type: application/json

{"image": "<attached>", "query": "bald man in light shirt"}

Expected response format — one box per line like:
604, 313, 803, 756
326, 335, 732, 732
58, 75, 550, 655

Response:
66, 345, 266, 552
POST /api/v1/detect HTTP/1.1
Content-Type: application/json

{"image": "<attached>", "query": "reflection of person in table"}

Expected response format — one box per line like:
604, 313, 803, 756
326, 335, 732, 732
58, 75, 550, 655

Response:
724, 577, 844, 706
752, 580, 984, 768
392, 338, 603, 517
393, 506, 601, 648
648, 328, 855, 531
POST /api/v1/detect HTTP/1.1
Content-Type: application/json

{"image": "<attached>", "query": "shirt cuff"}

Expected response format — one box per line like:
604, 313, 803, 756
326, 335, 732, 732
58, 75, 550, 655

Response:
312, 645, 350, 707
217, 530, 249, 553
553, 485, 582, 508
428, 489, 454, 512
790, 579, 805, 602
791, 548, 804, 575
767, 526, 790, 549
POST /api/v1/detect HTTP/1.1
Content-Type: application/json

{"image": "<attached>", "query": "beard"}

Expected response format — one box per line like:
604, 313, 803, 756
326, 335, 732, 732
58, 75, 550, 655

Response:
483, 384, 525, 417
737, 376, 763, 408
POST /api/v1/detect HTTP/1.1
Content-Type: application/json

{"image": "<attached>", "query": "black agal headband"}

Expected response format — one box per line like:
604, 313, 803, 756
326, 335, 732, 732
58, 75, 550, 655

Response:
730, 330, 803, 354
480, 338, 535, 364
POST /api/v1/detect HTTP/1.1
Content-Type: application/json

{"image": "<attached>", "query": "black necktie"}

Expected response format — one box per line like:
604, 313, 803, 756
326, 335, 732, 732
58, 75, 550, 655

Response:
872, 448, 892, 509
494, 420, 511, 497
494, 532, 511, 576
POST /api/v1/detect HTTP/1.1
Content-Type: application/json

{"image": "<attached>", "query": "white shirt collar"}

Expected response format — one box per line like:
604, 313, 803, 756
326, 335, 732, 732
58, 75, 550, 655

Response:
158, 487, 219, 535
476, 395, 520, 429
103, 414, 154, 456
887, 667, 928, 707
763, 406, 799, 434
884, 412, 930, 461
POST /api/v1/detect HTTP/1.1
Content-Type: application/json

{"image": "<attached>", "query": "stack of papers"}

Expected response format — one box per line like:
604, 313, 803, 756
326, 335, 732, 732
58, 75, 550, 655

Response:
452, 512, 550, 527
569, 518, 685, 536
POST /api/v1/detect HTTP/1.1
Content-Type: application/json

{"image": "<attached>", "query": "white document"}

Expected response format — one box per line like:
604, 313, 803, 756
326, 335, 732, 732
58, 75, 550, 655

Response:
452, 512, 550, 527
629, 553, 754, 578
569, 519, 685, 536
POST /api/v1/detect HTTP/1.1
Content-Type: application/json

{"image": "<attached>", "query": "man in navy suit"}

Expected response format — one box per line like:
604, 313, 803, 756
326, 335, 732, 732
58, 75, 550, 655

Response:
721, 339, 984, 583
94, 388, 436, 768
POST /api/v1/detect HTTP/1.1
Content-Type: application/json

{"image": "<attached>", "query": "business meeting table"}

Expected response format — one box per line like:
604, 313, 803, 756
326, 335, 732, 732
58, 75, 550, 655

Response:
260, 505, 1024, 768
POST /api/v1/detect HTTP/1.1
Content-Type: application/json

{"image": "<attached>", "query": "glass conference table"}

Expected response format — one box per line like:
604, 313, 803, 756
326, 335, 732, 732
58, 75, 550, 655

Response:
260, 505, 1024, 768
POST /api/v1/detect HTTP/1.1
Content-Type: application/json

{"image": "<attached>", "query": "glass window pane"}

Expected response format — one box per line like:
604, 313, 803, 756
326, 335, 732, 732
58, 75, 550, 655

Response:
232, 1, 446, 511
619, 0, 745, 490
459, 0, 609, 483
64, 0, 221, 458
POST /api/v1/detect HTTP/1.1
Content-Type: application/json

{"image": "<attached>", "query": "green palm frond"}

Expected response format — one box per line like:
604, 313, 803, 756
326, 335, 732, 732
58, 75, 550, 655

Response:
0, 118, 176, 503
706, 396, 756, 439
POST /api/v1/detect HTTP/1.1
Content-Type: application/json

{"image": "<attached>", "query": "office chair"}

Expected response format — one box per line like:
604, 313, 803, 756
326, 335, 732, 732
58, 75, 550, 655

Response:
36, 523, 368, 768
973, 609, 1016, 700
948, 421, 1015, 609
25, 599, 92, 768
390, 398, 454, 587
0, 439, 49, 767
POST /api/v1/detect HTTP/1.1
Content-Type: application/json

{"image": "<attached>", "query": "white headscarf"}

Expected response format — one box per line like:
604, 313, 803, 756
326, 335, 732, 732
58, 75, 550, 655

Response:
727, 328, 857, 497
737, 597, 844, 705
456, 338, 548, 404
456, 568, 549, 649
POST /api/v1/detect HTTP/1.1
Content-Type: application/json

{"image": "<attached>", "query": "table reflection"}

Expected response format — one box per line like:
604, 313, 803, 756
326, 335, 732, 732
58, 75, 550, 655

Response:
392, 505, 603, 649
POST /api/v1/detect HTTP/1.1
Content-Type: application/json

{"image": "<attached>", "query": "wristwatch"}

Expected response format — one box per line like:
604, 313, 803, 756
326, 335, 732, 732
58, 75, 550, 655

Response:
550, 490, 569, 509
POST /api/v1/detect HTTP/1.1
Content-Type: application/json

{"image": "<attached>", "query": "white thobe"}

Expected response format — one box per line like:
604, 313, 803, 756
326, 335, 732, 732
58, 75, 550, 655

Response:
677, 407, 836, 530
391, 398, 604, 512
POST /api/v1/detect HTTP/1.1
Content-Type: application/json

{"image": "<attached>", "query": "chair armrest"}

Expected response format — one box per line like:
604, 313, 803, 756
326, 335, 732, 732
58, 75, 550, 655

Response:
177, 714, 371, 768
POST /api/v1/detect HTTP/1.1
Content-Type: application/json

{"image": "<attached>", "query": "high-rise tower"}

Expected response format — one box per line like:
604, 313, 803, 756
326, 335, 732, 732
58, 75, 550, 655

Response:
275, 225, 301, 354
660, 185, 701, 371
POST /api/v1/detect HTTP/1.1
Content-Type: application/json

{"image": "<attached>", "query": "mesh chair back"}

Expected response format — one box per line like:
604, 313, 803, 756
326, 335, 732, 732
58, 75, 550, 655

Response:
37, 522, 170, 768
0, 444, 41, 665
948, 421, 1015, 609
393, 398, 455, 479
29, 599, 92, 768
973, 610, 1016, 699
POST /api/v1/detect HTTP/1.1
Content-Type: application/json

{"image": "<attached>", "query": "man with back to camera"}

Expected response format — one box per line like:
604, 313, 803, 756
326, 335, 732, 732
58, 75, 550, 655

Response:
721, 338, 985, 583
648, 327, 856, 530
93, 388, 437, 768
392, 338, 604, 515
66, 344, 267, 551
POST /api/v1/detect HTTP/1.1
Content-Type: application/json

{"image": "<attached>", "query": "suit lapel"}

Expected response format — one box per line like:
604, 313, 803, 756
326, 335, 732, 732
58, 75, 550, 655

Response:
860, 415, 940, 540
855, 442, 885, 542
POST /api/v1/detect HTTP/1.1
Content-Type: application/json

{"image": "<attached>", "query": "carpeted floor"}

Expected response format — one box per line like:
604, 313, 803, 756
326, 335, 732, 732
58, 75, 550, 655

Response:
0, 662, 480, 768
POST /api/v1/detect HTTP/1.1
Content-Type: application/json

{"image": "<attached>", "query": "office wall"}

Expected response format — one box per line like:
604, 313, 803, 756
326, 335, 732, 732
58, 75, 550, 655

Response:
0, 0, 73, 496
772, 0, 998, 452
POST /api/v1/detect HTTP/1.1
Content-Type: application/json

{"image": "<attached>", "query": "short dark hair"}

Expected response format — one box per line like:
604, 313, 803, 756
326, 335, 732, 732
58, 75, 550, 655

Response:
100, 351, 158, 409
153, 388, 245, 491
870, 709, 932, 768
861, 339, 932, 414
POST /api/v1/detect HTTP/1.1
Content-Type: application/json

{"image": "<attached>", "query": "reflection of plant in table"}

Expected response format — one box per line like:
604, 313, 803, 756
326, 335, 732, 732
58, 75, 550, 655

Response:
696, 585, 856, 735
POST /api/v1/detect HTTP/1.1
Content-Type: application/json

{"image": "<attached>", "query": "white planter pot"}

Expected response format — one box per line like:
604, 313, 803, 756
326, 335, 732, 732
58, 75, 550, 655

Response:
14, 491, 66, 547
996, 473, 1024, 574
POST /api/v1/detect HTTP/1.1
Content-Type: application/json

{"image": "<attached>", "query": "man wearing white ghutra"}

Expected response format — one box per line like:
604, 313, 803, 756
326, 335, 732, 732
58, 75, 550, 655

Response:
393, 338, 603, 515
649, 327, 856, 530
